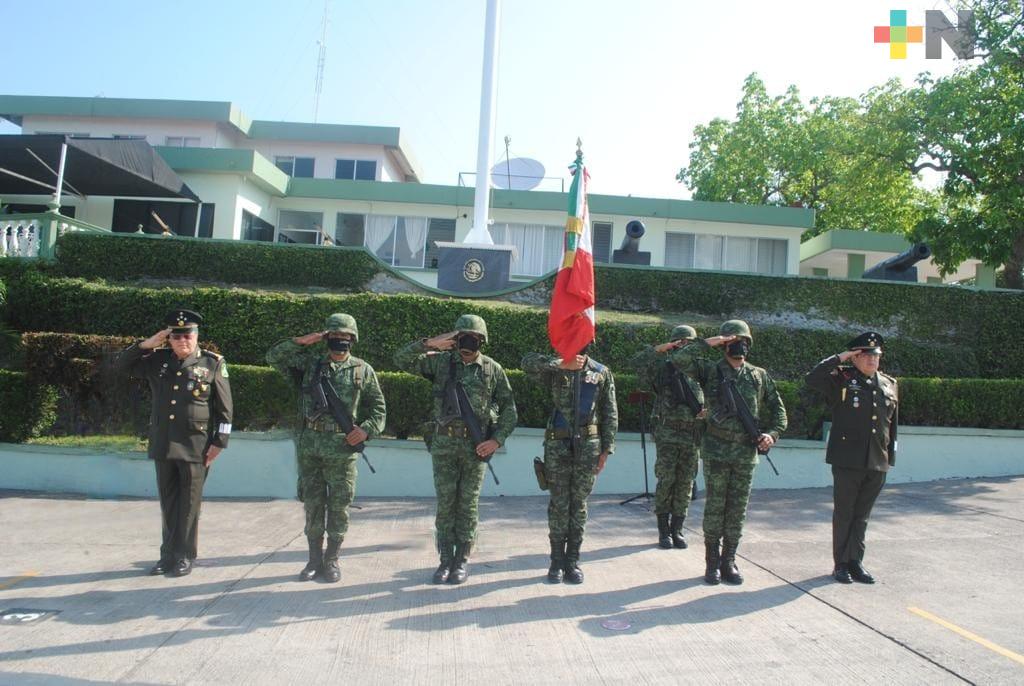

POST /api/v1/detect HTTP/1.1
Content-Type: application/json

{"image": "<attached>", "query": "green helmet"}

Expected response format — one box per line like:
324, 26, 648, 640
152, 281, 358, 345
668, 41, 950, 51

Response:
454, 314, 488, 343
324, 313, 358, 342
670, 325, 697, 342
720, 319, 752, 343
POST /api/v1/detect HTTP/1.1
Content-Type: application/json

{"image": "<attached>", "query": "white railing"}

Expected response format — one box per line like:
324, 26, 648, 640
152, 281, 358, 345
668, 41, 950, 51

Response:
0, 212, 110, 259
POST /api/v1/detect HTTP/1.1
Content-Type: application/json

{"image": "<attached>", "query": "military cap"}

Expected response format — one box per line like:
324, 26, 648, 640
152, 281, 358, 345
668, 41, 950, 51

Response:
848, 331, 884, 355
165, 309, 202, 333
325, 313, 359, 342
670, 325, 697, 342
720, 319, 752, 343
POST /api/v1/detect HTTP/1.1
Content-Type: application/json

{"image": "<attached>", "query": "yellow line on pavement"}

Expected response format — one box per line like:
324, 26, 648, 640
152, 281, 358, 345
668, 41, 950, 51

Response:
0, 571, 39, 591
909, 606, 1024, 667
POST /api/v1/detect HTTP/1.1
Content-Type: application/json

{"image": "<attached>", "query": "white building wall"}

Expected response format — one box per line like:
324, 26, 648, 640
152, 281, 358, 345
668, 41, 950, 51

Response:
20, 115, 223, 147
240, 140, 387, 181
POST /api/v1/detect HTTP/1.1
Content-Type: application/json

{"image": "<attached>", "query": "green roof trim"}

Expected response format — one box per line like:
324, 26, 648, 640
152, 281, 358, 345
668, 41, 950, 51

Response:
800, 228, 911, 260
155, 147, 289, 196
285, 178, 814, 228
0, 94, 420, 180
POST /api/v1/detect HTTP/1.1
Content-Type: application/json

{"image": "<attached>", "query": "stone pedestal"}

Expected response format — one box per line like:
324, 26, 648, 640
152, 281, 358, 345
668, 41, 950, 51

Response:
436, 242, 516, 293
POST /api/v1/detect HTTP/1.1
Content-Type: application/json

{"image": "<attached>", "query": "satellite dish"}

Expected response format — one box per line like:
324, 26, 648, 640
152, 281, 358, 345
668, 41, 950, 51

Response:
490, 157, 545, 191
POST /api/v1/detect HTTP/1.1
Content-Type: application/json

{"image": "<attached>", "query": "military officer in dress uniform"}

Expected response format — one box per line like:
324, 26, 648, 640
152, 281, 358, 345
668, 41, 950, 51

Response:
115, 309, 233, 577
805, 331, 898, 585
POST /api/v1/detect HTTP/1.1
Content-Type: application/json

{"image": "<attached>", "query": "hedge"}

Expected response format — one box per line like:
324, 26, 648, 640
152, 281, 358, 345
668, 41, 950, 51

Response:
6, 332, 1023, 441
55, 232, 381, 291
3, 275, 985, 380
0, 370, 57, 442
49, 232, 1024, 379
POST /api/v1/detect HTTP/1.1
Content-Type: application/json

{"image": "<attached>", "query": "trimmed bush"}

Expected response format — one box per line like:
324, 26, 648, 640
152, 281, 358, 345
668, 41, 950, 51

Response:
0, 370, 57, 441
55, 232, 381, 291
3, 277, 985, 380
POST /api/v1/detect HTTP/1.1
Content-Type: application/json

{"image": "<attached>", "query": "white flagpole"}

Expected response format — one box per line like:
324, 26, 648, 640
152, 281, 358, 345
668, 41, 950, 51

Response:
464, 0, 500, 245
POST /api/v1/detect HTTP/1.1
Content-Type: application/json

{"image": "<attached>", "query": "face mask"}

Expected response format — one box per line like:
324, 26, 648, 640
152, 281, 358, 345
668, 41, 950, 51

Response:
327, 338, 352, 353
457, 335, 481, 353
726, 340, 750, 358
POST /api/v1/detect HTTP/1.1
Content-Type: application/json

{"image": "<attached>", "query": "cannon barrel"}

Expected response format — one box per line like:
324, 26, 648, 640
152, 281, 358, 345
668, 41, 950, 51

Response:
619, 219, 645, 253
862, 243, 931, 281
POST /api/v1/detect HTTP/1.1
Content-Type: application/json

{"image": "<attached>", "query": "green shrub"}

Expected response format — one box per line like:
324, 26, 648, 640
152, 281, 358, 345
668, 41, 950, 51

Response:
2, 277, 987, 380
55, 232, 381, 290
0, 370, 57, 441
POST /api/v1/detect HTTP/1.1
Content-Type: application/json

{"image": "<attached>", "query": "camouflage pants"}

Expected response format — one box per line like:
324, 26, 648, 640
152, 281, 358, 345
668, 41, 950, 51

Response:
653, 439, 700, 517
296, 430, 358, 543
545, 436, 600, 543
431, 434, 487, 545
702, 458, 756, 543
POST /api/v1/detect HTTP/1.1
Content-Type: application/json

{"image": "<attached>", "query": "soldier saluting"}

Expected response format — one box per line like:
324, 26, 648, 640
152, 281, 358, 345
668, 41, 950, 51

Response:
806, 331, 897, 585
395, 315, 517, 585
266, 313, 386, 583
115, 309, 233, 577
669, 320, 786, 586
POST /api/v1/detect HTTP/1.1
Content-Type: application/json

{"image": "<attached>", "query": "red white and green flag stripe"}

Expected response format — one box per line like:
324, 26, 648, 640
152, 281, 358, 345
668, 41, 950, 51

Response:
547, 150, 595, 360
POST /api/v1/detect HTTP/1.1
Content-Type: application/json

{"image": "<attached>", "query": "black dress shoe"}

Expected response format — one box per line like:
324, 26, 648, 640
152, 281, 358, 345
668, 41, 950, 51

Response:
848, 561, 876, 584
833, 564, 853, 584
171, 558, 193, 577
149, 559, 171, 576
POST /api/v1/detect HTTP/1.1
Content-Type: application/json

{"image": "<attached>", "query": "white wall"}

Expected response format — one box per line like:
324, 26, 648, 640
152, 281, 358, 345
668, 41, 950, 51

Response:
20, 115, 223, 147
240, 140, 388, 181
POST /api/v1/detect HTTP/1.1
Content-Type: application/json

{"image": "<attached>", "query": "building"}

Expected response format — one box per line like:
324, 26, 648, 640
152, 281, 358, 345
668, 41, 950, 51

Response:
1, 94, 814, 287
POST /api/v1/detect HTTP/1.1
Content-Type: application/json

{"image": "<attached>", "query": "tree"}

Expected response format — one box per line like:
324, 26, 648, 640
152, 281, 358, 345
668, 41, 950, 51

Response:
906, 1, 1024, 288
678, 74, 935, 240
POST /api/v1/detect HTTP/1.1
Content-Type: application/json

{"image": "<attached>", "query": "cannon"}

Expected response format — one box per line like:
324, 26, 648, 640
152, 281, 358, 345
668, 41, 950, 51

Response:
862, 243, 932, 282
612, 219, 651, 265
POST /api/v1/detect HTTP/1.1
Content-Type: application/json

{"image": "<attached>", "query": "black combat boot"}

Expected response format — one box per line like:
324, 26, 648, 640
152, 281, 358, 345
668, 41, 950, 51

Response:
670, 515, 688, 549
547, 538, 565, 583
449, 542, 471, 585
299, 536, 323, 582
321, 538, 342, 583
564, 538, 584, 584
704, 538, 721, 585
432, 539, 454, 584
657, 513, 672, 549
720, 539, 743, 585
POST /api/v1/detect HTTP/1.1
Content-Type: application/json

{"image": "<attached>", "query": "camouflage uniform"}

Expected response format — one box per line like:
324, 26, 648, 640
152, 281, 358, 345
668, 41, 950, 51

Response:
266, 314, 386, 581
522, 352, 617, 583
629, 324, 705, 548
669, 323, 786, 584
394, 315, 517, 580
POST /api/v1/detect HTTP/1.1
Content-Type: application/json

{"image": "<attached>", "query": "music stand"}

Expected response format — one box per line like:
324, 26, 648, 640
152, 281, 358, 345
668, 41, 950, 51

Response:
621, 390, 655, 506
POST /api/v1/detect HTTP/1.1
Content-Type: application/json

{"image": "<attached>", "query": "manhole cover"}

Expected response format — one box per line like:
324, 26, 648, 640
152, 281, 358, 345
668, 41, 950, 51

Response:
0, 609, 61, 625
600, 619, 631, 631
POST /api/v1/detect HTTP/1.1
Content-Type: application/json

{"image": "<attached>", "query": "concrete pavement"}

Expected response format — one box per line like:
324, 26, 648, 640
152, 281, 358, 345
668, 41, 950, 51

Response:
0, 476, 1022, 685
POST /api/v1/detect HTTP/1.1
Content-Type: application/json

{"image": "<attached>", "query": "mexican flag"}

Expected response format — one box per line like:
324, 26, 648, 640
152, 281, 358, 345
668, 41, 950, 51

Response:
547, 149, 595, 361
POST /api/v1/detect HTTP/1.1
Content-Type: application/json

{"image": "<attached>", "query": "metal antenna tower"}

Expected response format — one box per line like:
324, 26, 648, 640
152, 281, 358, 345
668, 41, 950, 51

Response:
313, 0, 329, 123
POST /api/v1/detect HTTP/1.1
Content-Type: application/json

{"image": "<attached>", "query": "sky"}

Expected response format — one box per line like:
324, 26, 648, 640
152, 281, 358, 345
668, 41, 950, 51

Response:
0, 0, 965, 199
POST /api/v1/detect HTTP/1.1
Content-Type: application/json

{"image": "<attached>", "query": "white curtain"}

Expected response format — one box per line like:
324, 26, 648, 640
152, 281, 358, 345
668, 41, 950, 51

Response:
694, 234, 723, 270
365, 215, 396, 257
402, 216, 430, 263
542, 225, 564, 274
501, 223, 549, 276
724, 236, 757, 272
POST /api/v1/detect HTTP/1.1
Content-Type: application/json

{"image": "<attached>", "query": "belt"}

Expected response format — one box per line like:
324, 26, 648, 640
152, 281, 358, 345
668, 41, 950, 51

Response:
305, 417, 345, 433
660, 416, 699, 431
706, 423, 750, 444
545, 424, 600, 441
440, 422, 473, 439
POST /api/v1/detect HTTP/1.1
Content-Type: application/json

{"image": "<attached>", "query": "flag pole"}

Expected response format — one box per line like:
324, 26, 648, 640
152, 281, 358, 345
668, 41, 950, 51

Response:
464, 0, 501, 245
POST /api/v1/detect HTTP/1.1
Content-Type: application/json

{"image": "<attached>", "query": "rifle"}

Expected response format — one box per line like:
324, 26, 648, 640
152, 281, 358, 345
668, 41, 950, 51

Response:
312, 373, 376, 474
718, 372, 779, 476
666, 363, 703, 416
446, 356, 500, 485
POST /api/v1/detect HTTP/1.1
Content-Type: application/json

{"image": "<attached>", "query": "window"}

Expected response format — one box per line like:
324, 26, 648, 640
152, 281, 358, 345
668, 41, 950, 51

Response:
165, 136, 201, 147
335, 159, 377, 181
335, 213, 447, 268
592, 221, 612, 263
113, 134, 146, 140
665, 232, 788, 275
277, 210, 324, 244
496, 223, 564, 276
111, 200, 206, 237
242, 210, 275, 242
274, 156, 315, 178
